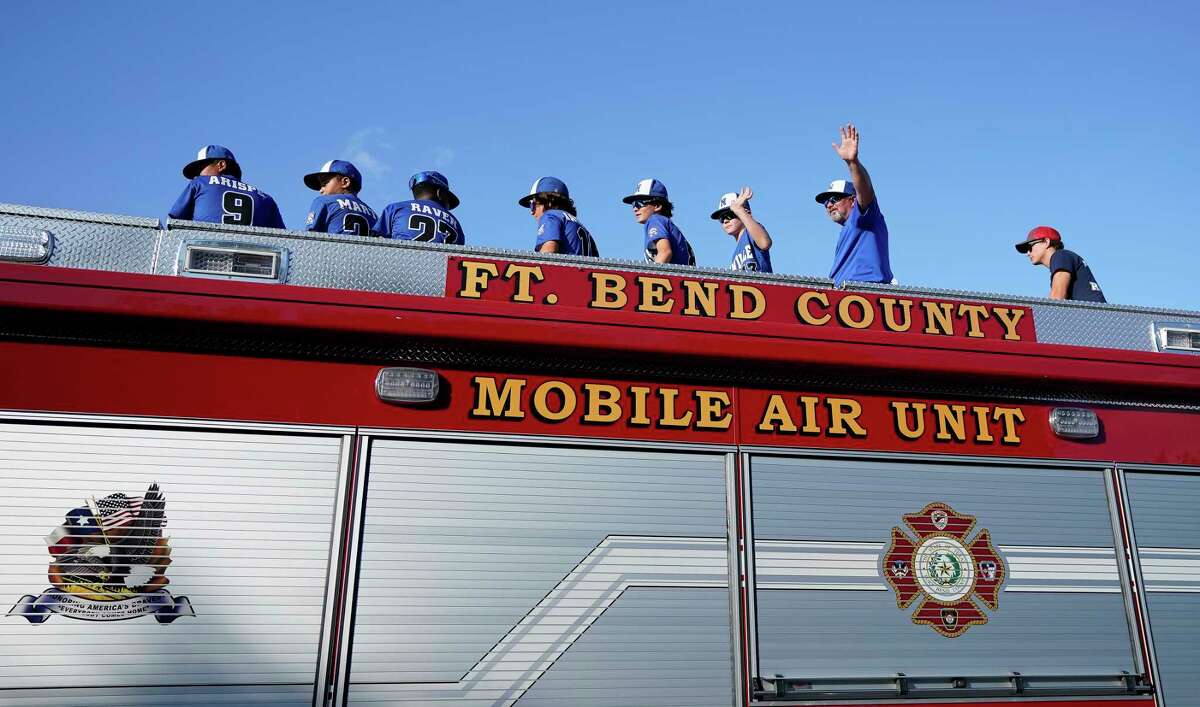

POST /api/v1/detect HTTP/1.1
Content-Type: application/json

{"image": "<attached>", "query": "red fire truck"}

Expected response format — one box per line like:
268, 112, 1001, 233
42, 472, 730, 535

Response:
0, 202, 1197, 707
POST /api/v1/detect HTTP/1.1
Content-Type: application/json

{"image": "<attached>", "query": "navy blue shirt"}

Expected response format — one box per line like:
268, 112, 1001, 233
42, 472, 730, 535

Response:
536, 210, 599, 257
169, 175, 285, 229
643, 214, 694, 266
730, 229, 772, 273
1050, 249, 1106, 302
375, 199, 465, 244
304, 194, 377, 237
828, 200, 891, 285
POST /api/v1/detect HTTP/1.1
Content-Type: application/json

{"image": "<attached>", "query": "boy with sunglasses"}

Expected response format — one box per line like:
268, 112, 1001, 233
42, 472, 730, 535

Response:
815, 123, 892, 286
302, 160, 377, 237
518, 177, 600, 257
711, 186, 772, 273
622, 178, 695, 266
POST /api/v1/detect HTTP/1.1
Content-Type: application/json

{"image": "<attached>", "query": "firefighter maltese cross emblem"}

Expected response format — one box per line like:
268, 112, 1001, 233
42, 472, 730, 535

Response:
882, 502, 1005, 637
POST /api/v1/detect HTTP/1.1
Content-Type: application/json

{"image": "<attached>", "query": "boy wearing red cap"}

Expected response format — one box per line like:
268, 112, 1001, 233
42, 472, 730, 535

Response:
1015, 226, 1106, 302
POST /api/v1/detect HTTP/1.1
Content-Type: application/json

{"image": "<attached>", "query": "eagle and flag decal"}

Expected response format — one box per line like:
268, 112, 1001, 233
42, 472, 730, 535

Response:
882, 502, 1005, 637
7, 483, 194, 623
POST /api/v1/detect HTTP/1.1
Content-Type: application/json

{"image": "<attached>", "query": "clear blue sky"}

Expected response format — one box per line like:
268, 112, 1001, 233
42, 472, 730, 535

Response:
2, 1, 1197, 309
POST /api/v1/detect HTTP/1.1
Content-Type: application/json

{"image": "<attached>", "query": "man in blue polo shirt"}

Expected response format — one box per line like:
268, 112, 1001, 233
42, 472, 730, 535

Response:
168, 145, 285, 229
815, 124, 892, 286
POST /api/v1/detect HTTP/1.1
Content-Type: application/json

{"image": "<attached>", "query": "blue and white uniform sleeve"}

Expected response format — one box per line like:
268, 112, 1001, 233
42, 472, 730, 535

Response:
535, 212, 564, 249
372, 206, 391, 237
643, 214, 667, 250
167, 180, 199, 220
305, 198, 329, 232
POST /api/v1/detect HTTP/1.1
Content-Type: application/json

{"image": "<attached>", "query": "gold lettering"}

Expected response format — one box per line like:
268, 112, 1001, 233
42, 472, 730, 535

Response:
658, 388, 694, 428
890, 401, 927, 439
971, 406, 995, 443
470, 376, 526, 419
629, 386, 651, 426
796, 291, 832, 326
681, 280, 719, 317
836, 295, 875, 329
933, 404, 968, 441
922, 301, 956, 335
695, 391, 733, 430
957, 304, 990, 338
728, 284, 766, 320
992, 308, 1026, 341
636, 276, 675, 313
582, 384, 622, 424
531, 380, 577, 421
757, 394, 797, 433
992, 407, 1026, 444
826, 398, 867, 437
504, 263, 544, 303
457, 261, 499, 299
798, 396, 822, 434
879, 298, 914, 332
589, 272, 628, 309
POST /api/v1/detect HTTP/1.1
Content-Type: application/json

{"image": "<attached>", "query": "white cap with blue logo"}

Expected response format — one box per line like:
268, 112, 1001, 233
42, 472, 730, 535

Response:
815, 179, 856, 204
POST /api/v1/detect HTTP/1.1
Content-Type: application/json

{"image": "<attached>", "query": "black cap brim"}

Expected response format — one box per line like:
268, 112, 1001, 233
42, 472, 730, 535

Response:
183, 158, 241, 181
814, 190, 851, 204
711, 209, 736, 220
1015, 240, 1036, 253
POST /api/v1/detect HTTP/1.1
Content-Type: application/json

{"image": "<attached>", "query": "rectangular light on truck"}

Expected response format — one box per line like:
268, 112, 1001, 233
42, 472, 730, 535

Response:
1158, 326, 1200, 353
178, 240, 288, 282
0, 227, 53, 263
1048, 407, 1100, 439
376, 368, 440, 404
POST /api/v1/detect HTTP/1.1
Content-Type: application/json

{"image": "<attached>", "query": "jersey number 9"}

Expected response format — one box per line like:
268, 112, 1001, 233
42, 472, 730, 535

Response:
221, 191, 255, 226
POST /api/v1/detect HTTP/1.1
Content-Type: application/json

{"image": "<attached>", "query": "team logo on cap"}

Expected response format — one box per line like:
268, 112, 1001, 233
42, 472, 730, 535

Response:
7, 483, 194, 624
881, 502, 1005, 637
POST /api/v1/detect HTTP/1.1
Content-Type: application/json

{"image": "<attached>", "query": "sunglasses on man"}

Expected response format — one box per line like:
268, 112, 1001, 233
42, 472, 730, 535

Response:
630, 199, 660, 209
822, 194, 851, 206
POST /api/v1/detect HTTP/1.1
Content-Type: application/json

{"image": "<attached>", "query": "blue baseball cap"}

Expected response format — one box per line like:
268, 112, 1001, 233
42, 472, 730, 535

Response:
409, 170, 460, 210
183, 145, 241, 180
622, 178, 669, 204
304, 159, 363, 193
518, 176, 570, 208
814, 179, 856, 204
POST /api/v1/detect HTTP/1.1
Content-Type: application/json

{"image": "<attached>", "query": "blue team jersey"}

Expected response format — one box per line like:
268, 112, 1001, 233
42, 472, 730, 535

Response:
304, 194, 377, 237
828, 200, 891, 285
375, 199, 465, 244
730, 229, 772, 273
168, 175, 285, 229
536, 210, 599, 257
643, 214, 694, 266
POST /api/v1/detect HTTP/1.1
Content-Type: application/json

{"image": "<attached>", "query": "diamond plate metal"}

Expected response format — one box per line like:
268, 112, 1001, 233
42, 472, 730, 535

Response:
3, 206, 1197, 357
0, 203, 160, 273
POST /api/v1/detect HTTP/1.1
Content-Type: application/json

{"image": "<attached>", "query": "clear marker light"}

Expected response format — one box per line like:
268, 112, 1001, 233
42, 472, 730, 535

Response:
0, 228, 53, 263
375, 368, 440, 404
1048, 407, 1100, 439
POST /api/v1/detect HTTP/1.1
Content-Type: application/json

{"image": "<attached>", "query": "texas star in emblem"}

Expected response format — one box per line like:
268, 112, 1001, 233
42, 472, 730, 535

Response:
881, 502, 1006, 637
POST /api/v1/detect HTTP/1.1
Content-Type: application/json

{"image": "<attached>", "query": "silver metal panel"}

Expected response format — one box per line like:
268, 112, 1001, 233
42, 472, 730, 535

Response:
0, 685, 316, 705
4, 203, 1196, 354
749, 455, 1136, 685
346, 439, 731, 707
0, 422, 343, 704
0, 202, 160, 274
1125, 471, 1200, 706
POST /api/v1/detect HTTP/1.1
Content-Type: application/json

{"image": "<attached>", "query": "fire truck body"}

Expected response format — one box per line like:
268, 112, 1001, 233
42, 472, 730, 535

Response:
0, 203, 1197, 707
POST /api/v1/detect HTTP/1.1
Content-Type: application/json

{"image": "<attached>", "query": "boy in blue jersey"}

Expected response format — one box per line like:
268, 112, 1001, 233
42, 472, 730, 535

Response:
302, 160, 376, 237
375, 171, 465, 244
711, 187, 773, 273
816, 124, 892, 286
168, 145, 285, 229
518, 177, 599, 257
622, 178, 695, 266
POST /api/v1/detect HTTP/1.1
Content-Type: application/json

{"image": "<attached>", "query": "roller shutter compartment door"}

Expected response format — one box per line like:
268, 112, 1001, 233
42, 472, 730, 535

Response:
1124, 470, 1200, 707
0, 422, 345, 706
346, 439, 733, 707
748, 455, 1142, 700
